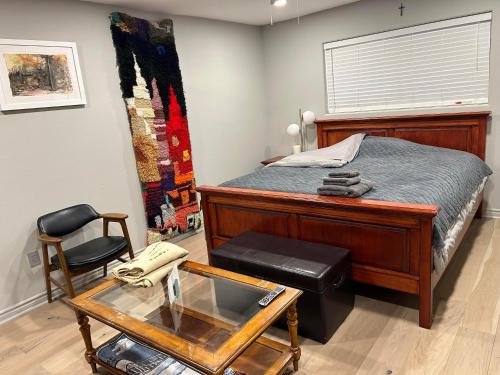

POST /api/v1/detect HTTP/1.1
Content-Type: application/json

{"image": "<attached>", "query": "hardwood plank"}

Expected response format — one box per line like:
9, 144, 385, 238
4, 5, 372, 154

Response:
487, 357, 500, 375
461, 220, 500, 334
400, 299, 465, 375
183, 232, 210, 263
0, 346, 27, 372
492, 316, 500, 357
442, 327, 494, 375
354, 306, 422, 375
435, 219, 495, 303
299, 296, 398, 375
487, 312, 500, 375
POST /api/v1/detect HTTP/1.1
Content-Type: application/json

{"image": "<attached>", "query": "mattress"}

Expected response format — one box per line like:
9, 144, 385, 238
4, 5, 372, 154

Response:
221, 136, 492, 271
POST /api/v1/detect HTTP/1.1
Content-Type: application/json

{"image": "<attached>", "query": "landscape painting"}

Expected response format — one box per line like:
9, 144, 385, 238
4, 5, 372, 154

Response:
0, 39, 86, 110
5, 53, 73, 97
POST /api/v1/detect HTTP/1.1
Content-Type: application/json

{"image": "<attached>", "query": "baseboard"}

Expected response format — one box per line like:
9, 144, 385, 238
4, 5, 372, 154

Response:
0, 265, 112, 325
0, 229, 201, 325
483, 208, 500, 219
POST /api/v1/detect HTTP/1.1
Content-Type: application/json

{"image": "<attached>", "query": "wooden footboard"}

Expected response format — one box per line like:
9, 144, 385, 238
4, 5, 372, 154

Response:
197, 185, 439, 328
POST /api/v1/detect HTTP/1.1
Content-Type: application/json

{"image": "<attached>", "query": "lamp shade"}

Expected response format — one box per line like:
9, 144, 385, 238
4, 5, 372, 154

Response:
271, 0, 287, 7
302, 110, 316, 125
286, 123, 300, 137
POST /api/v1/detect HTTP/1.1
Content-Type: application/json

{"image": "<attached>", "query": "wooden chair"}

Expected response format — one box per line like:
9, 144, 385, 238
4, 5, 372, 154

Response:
37, 204, 134, 301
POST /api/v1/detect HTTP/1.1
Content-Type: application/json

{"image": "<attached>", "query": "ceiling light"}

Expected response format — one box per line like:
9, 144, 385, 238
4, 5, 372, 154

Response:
271, 0, 287, 7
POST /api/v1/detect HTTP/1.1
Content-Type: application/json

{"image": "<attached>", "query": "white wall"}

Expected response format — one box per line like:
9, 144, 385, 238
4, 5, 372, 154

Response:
0, 0, 267, 317
261, 0, 499, 214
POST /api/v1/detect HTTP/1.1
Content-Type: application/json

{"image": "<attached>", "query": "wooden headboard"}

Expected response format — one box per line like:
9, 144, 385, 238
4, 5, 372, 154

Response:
316, 111, 490, 160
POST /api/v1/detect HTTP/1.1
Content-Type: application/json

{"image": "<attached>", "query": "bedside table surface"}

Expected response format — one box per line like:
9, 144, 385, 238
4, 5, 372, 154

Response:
260, 155, 286, 166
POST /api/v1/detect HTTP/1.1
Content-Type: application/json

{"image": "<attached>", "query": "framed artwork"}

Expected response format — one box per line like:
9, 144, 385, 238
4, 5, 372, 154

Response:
0, 39, 86, 110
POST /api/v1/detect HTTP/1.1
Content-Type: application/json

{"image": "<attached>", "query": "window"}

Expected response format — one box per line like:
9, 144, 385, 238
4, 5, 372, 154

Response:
324, 13, 491, 113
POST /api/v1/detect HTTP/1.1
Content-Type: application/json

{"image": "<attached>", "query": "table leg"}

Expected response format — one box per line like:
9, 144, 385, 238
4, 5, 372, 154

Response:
76, 311, 98, 373
287, 301, 301, 371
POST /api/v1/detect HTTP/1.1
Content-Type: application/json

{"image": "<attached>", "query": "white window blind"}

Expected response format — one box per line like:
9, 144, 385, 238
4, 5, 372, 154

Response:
324, 13, 491, 113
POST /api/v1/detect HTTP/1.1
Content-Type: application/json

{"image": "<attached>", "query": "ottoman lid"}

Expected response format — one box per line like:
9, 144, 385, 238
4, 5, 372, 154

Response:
211, 232, 350, 293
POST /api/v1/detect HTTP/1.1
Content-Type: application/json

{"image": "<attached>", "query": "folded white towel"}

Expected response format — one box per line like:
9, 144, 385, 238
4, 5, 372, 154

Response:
112, 241, 189, 287
116, 255, 188, 288
269, 133, 365, 168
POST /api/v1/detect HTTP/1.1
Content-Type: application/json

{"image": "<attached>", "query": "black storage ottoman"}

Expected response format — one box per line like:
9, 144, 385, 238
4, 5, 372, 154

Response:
210, 231, 354, 344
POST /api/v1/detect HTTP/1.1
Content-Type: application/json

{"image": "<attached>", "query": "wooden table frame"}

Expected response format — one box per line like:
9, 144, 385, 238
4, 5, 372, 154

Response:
69, 261, 302, 375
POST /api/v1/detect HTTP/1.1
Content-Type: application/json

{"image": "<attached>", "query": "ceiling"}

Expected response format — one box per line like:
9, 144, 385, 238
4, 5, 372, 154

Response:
80, 0, 360, 26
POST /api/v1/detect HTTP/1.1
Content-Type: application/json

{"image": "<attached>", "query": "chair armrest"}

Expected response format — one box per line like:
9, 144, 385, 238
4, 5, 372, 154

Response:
39, 233, 63, 244
101, 213, 132, 248
101, 213, 128, 221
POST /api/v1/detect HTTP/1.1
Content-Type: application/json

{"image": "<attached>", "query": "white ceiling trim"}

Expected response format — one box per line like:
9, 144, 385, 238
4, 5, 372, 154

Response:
79, 0, 360, 26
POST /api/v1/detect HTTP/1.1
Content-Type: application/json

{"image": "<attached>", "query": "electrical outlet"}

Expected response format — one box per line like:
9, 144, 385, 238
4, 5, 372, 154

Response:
27, 249, 42, 268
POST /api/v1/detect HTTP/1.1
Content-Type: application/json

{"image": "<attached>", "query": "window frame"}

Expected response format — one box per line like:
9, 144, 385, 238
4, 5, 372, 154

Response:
323, 12, 492, 115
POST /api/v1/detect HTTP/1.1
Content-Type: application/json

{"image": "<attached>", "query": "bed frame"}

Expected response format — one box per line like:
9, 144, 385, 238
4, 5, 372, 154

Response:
197, 111, 490, 328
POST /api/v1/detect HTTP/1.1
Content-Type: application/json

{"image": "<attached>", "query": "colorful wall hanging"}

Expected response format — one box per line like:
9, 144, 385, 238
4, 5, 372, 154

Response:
110, 12, 201, 244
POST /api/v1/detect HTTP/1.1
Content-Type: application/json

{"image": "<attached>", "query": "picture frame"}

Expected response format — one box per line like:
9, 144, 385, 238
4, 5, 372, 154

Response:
0, 39, 86, 111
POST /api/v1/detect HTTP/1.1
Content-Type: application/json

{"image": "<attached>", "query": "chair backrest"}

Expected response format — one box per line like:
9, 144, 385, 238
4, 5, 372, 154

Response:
37, 204, 100, 237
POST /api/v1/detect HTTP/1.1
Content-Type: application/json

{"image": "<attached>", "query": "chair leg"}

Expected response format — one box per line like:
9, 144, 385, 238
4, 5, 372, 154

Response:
56, 244, 76, 298
65, 274, 76, 298
103, 264, 107, 277
41, 244, 53, 303
120, 221, 135, 260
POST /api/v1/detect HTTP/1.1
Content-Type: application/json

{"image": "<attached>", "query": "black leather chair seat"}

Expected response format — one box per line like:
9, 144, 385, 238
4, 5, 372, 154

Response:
51, 236, 128, 270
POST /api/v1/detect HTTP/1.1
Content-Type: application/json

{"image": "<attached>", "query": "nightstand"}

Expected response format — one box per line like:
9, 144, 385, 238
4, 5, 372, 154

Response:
260, 156, 286, 166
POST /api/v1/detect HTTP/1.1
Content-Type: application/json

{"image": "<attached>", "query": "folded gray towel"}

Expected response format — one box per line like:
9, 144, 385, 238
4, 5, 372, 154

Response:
318, 180, 374, 198
328, 170, 360, 178
323, 176, 361, 186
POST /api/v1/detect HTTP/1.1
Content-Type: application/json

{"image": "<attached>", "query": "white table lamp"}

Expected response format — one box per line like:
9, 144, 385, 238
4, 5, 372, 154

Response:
286, 109, 316, 154
287, 123, 300, 137
302, 110, 316, 125
286, 123, 301, 154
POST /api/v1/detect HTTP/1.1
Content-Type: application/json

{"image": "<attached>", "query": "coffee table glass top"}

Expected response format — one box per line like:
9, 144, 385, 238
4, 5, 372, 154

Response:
91, 264, 270, 353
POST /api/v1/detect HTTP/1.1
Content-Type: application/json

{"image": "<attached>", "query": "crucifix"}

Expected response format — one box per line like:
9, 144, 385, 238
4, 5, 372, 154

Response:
399, 2, 405, 16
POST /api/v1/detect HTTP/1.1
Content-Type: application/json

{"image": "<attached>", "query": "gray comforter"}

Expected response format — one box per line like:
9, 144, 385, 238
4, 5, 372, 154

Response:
221, 137, 492, 269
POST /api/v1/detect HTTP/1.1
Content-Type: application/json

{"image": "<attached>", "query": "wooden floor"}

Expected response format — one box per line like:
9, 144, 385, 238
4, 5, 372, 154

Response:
1, 219, 500, 374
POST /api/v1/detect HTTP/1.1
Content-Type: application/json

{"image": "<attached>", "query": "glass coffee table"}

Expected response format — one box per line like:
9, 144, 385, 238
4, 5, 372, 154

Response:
69, 261, 302, 375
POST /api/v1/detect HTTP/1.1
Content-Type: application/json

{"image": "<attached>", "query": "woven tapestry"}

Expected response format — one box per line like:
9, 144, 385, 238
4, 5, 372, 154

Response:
110, 12, 201, 243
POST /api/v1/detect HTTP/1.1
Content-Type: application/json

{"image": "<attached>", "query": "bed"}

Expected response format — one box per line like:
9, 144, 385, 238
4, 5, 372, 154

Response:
197, 111, 490, 328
